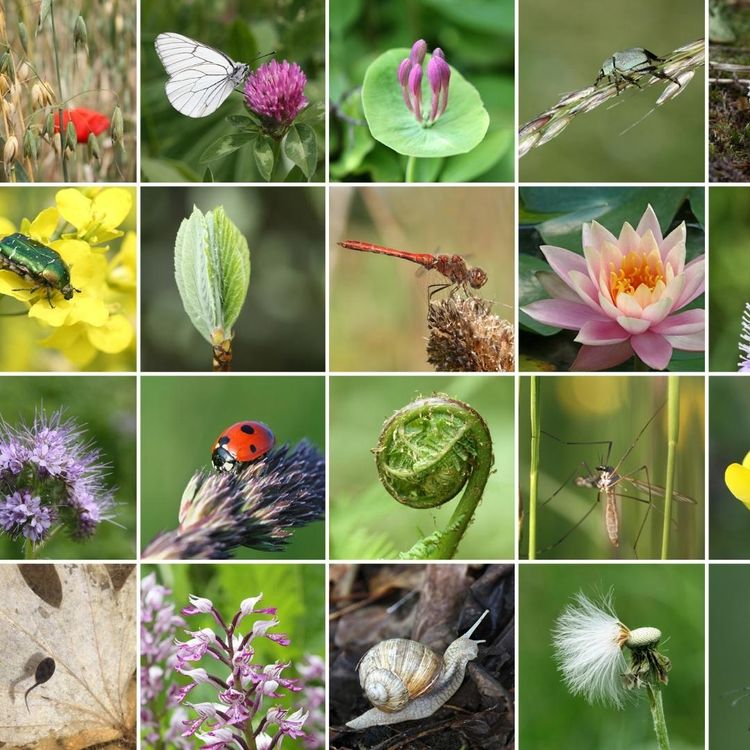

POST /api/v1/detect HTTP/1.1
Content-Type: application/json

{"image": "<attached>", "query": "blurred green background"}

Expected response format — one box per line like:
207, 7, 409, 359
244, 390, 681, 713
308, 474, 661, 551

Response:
142, 563, 324, 750
329, 375, 514, 559
330, 185, 515, 371
519, 564, 704, 750
141, 376, 325, 559
708, 377, 750, 558
329, 0, 514, 182
141, 186, 324, 372
0, 377, 135, 559
519, 186, 705, 372
519, 0, 704, 181
709, 565, 750, 747
141, 0, 324, 182
709, 187, 750, 371
0, 187, 137, 372
519, 376, 704, 560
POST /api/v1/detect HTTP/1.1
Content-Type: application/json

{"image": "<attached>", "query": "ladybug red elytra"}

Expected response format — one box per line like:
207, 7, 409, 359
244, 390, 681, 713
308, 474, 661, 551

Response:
211, 421, 276, 472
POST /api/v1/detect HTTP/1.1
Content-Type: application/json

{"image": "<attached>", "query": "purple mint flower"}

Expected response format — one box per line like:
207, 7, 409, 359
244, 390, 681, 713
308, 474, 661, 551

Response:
739, 303, 750, 372
244, 60, 308, 130
397, 40, 452, 125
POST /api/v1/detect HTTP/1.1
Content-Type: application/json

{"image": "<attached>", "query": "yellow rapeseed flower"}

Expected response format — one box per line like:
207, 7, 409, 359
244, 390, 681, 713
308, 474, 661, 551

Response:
725, 451, 750, 509
55, 187, 133, 246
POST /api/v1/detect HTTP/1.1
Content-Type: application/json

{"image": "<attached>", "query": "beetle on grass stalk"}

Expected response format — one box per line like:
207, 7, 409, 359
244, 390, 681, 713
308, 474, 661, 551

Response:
595, 48, 681, 93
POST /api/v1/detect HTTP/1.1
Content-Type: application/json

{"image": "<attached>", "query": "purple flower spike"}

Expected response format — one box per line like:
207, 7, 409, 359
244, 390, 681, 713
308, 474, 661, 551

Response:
408, 64, 423, 122
244, 60, 308, 133
410, 39, 427, 64
399, 40, 452, 125
398, 58, 413, 111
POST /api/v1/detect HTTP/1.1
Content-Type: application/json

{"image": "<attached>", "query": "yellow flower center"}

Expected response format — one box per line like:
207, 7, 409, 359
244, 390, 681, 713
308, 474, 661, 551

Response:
609, 250, 665, 301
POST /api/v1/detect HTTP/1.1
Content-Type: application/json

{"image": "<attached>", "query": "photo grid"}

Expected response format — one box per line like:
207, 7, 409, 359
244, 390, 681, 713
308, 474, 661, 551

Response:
0, 0, 741, 747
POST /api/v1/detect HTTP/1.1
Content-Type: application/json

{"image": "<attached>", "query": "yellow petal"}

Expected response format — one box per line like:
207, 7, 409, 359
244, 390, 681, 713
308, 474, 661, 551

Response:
92, 188, 133, 229
742, 451, 750, 469
28, 297, 73, 326
41, 324, 97, 367
725, 463, 750, 507
55, 188, 92, 229
0, 216, 16, 237
27, 207, 60, 242
67, 295, 109, 326
87, 313, 133, 353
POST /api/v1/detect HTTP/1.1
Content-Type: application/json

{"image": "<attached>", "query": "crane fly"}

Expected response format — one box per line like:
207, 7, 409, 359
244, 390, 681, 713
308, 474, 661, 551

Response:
539, 402, 697, 557
337, 239, 488, 297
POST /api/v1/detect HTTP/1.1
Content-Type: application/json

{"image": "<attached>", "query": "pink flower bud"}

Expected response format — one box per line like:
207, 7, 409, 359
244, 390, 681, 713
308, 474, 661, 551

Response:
410, 39, 427, 64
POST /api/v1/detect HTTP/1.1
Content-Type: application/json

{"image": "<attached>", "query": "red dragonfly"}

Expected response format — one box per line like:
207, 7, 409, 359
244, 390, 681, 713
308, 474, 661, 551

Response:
338, 239, 488, 295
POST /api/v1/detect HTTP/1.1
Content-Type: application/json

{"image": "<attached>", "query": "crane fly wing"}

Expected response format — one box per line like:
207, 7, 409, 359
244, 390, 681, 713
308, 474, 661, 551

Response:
626, 477, 697, 505
155, 32, 243, 117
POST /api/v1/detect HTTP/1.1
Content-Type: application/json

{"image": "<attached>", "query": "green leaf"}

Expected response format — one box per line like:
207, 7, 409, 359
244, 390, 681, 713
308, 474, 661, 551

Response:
205, 207, 251, 330
202, 166, 213, 182
173, 207, 251, 343
518, 254, 560, 336
226, 114, 261, 131
440, 127, 512, 182
688, 187, 705, 228
199, 131, 255, 164
420, 0, 514, 35
226, 19, 257, 65
254, 135, 275, 181
294, 101, 325, 125
362, 48, 489, 158
283, 124, 317, 179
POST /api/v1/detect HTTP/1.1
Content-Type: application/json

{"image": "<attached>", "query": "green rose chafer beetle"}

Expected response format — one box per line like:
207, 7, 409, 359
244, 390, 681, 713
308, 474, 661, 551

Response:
0, 232, 79, 306
594, 48, 681, 93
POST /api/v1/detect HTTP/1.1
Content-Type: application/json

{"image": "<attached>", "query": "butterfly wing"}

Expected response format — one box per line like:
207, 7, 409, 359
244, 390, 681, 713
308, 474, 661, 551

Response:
155, 32, 242, 118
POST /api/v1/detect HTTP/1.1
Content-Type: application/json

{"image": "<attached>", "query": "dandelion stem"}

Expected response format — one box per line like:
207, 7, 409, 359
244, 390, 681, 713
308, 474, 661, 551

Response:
405, 154, 417, 182
646, 683, 671, 750
660, 375, 680, 559
48, 0, 69, 182
528, 375, 539, 560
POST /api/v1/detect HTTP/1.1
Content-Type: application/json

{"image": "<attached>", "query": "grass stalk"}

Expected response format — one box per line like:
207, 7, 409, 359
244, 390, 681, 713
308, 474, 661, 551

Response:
660, 375, 680, 559
49, 0, 69, 182
528, 376, 539, 560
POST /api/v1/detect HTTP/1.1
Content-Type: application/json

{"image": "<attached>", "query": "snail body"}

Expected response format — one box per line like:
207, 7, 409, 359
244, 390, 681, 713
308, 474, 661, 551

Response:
347, 610, 489, 730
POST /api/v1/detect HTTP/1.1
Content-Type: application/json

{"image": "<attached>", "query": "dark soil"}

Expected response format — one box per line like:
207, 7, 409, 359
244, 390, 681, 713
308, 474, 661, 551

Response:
329, 564, 515, 750
710, 5, 750, 181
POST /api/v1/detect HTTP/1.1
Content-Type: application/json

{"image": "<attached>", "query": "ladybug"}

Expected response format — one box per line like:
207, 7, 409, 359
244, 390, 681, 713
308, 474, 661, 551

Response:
211, 421, 276, 473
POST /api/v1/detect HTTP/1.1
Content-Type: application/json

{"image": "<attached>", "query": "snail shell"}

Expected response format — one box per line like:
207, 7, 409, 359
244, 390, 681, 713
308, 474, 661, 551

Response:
358, 639, 442, 712
347, 609, 489, 730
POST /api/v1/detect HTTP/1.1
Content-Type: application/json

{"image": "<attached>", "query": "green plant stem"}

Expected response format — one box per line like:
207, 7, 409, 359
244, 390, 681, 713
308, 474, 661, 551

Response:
660, 376, 680, 559
405, 155, 417, 182
528, 376, 539, 560
24, 540, 37, 559
243, 727, 258, 750
49, 0, 69, 182
646, 684, 671, 750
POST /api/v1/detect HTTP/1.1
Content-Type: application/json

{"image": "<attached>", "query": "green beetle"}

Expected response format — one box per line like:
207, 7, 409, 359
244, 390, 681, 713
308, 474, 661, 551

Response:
0, 233, 79, 306
594, 48, 681, 93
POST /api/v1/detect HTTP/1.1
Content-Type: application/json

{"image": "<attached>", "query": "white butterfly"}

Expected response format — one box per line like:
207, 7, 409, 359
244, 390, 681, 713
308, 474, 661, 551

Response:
155, 32, 251, 118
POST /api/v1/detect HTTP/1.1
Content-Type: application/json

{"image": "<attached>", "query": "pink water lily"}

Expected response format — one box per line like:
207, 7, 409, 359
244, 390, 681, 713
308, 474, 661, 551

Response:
522, 204, 705, 370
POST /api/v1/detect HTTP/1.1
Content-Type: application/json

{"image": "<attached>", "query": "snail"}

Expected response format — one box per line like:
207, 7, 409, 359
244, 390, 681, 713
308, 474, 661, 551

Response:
346, 609, 489, 730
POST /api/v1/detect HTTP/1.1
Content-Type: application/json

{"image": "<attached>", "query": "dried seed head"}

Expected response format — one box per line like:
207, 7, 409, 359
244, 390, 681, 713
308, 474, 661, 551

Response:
31, 82, 45, 110
44, 112, 55, 138
111, 105, 123, 145
87, 131, 100, 162
41, 81, 56, 105
74, 15, 88, 54
427, 296, 514, 372
0, 74, 10, 98
23, 127, 38, 161
18, 22, 28, 54
3, 134, 18, 165
65, 120, 77, 151
625, 626, 662, 649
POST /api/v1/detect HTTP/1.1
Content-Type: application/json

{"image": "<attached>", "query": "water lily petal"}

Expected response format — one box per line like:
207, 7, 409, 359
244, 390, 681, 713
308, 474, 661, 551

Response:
539, 244, 588, 288
640, 296, 674, 325
617, 222, 641, 251
672, 256, 705, 309
663, 236, 686, 275
662, 331, 704, 351
570, 341, 634, 371
522, 299, 604, 329
536, 270, 581, 302
616, 316, 652, 335
652, 308, 705, 335
567, 269, 601, 309
635, 204, 664, 245
575, 319, 630, 345
630, 331, 673, 370
660, 221, 687, 263
584, 220, 618, 254
615, 292, 645, 318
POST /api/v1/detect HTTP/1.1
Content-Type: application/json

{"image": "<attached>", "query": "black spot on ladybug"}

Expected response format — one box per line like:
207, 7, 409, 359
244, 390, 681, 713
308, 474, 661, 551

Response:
241, 424, 256, 435
218, 436, 230, 447
250, 444, 257, 453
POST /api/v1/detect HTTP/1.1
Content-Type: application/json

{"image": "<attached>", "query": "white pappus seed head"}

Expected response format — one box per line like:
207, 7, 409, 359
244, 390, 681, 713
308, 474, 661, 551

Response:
625, 626, 662, 649
552, 591, 630, 709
